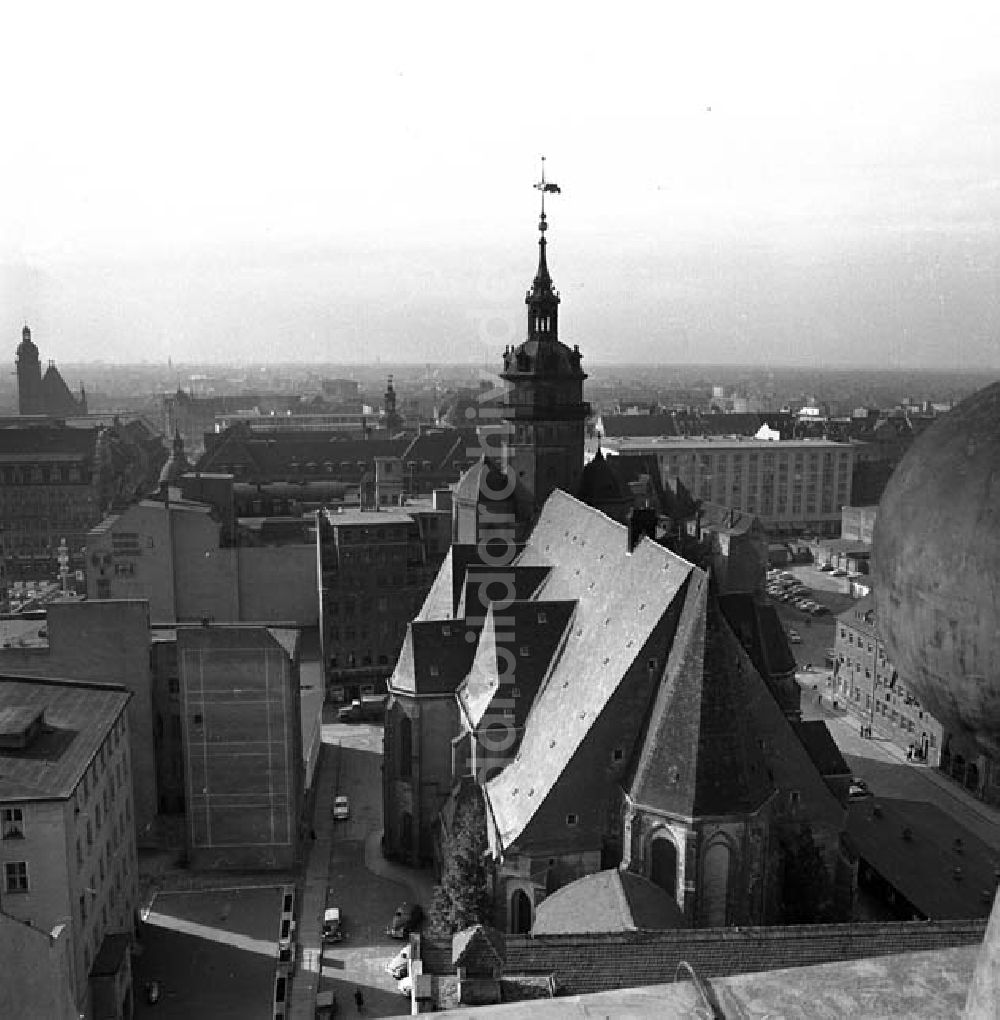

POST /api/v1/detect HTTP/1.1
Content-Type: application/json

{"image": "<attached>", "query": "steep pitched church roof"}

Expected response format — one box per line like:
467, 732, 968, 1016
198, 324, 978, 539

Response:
458, 599, 576, 732
627, 571, 775, 817
40, 363, 84, 415
484, 492, 694, 851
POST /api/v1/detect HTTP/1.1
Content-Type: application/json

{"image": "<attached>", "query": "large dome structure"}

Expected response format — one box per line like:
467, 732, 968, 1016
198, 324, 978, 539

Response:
872, 382, 1000, 758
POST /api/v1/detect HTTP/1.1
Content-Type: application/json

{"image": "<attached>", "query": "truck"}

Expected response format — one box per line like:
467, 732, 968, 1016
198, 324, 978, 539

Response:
337, 694, 387, 723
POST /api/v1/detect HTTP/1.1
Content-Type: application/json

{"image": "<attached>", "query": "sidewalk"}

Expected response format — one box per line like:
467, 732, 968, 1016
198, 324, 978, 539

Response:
363, 828, 437, 908
820, 696, 1000, 840
289, 743, 337, 1020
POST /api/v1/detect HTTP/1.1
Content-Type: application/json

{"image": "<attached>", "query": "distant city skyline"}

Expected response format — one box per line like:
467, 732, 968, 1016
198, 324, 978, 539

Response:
3, 3, 1000, 370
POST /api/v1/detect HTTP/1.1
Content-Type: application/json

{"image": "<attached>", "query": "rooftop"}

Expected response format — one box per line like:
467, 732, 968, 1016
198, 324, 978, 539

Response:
0, 677, 130, 801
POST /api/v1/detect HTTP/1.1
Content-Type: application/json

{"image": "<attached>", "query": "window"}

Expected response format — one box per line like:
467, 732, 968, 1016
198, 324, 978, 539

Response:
1, 807, 24, 839
429, 665, 440, 677
566, 813, 579, 826
519, 646, 530, 657
4, 861, 28, 892
612, 748, 624, 762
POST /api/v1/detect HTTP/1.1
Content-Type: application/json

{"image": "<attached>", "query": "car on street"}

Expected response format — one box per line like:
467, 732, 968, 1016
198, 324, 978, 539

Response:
848, 778, 872, 800
333, 795, 350, 820
397, 974, 413, 996
819, 563, 834, 572
385, 945, 411, 979
832, 568, 848, 577
387, 902, 424, 939
322, 906, 344, 943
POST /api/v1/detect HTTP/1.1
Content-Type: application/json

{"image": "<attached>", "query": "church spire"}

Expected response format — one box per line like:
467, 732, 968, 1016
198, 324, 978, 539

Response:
527, 157, 562, 342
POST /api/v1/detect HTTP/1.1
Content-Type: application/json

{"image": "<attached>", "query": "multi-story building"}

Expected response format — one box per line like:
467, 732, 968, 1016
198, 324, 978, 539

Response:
603, 436, 854, 536
0, 418, 165, 582
318, 494, 451, 702
0, 676, 138, 1019
0, 600, 158, 845
85, 477, 318, 627
831, 595, 944, 765
178, 624, 304, 870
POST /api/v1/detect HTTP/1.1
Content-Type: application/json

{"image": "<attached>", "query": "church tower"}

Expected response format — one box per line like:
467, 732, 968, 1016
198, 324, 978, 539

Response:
16, 325, 43, 415
500, 163, 590, 531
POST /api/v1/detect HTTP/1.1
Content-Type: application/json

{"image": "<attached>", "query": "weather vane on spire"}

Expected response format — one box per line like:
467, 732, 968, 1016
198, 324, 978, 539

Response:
534, 156, 561, 227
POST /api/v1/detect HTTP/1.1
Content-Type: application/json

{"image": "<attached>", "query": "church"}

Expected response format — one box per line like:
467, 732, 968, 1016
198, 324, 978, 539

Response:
15, 325, 88, 416
383, 192, 853, 933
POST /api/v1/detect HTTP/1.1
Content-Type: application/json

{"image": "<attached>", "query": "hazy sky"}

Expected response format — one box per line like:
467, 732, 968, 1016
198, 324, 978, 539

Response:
3, 2, 1000, 369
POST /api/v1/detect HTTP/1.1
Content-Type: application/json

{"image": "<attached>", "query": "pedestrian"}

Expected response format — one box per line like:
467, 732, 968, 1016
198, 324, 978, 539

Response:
310, 828, 316, 840
355, 987, 364, 1011
860, 725, 864, 739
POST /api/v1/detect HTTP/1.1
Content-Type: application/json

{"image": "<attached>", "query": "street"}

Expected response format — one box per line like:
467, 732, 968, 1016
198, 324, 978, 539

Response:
297, 718, 437, 1019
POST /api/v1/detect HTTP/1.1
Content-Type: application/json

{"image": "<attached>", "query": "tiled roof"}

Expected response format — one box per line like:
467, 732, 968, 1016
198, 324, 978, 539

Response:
792, 721, 850, 778
500, 919, 986, 995
532, 869, 685, 935
628, 573, 775, 817
846, 798, 997, 919
391, 619, 478, 696
0, 424, 98, 458
452, 925, 506, 971
485, 492, 693, 851
0, 677, 130, 801
459, 600, 576, 731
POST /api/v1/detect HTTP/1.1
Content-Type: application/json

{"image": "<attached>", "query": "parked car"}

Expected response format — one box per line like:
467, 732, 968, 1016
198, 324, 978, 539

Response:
832, 568, 848, 577
333, 795, 350, 820
397, 974, 413, 996
386, 902, 423, 939
386, 945, 411, 979
322, 906, 344, 943
848, 778, 871, 800
819, 563, 834, 572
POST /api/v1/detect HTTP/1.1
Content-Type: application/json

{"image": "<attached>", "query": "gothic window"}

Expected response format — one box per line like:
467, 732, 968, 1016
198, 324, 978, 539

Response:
702, 840, 731, 926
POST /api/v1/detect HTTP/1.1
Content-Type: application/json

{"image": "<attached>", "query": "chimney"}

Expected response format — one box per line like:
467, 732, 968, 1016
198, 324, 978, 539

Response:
627, 506, 657, 554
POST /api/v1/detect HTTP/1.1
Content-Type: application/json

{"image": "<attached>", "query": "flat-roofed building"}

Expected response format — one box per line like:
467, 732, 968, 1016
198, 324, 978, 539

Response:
603, 436, 854, 537
0, 676, 138, 1019
178, 625, 304, 870
318, 499, 451, 703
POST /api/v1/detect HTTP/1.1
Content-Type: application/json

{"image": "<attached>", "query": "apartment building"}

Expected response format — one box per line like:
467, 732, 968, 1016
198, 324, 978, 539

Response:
0, 677, 138, 1019
603, 436, 854, 536
831, 596, 944, 765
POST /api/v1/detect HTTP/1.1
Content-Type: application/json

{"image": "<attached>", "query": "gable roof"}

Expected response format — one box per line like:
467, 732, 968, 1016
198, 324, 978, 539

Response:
459, 600, 576, 731
452, 925, 506, 971
391, 618, 479, 696
484, 492, 693, 852
627, 572, 775, 817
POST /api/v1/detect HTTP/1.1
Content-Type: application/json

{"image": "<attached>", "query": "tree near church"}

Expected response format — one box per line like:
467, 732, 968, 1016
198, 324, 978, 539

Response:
778, 823, 837, 924
430, 784, 493, 937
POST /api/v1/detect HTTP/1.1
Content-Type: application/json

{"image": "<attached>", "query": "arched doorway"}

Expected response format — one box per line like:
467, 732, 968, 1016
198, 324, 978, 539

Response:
702, 841, 731, 926
650, 835, 678, 897
510, 888, 532, 934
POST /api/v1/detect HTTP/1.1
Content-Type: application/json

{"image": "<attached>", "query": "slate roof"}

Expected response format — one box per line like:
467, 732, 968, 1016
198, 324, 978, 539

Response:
628, 572, 774, 817
718, 594, 797, 680
484, 492, 693, 851
698, 502, 759, 536
532, 869, 686, 935
457, 564, 550, 621
458, 600, 576, 732
792, 720, 850, 778
0, 677, 130, 801
391, 618, 479, 696
577, 449, 629, 504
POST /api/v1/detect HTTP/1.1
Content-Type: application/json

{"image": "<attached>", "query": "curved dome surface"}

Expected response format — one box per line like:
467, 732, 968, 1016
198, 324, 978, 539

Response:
872, 382, 1000, 757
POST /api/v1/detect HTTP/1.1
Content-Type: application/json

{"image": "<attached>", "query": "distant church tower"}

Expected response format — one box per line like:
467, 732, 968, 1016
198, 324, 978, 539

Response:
384, 375, 401, 435
500, 164, 590, 530
16, 325, 43, 415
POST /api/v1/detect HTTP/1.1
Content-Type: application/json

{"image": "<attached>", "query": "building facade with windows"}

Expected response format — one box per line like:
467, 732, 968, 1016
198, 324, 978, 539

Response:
831, 596, 944, 765
0, 677, 138, 1019
318, 499, 451, 703
603, 437, 854, 537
